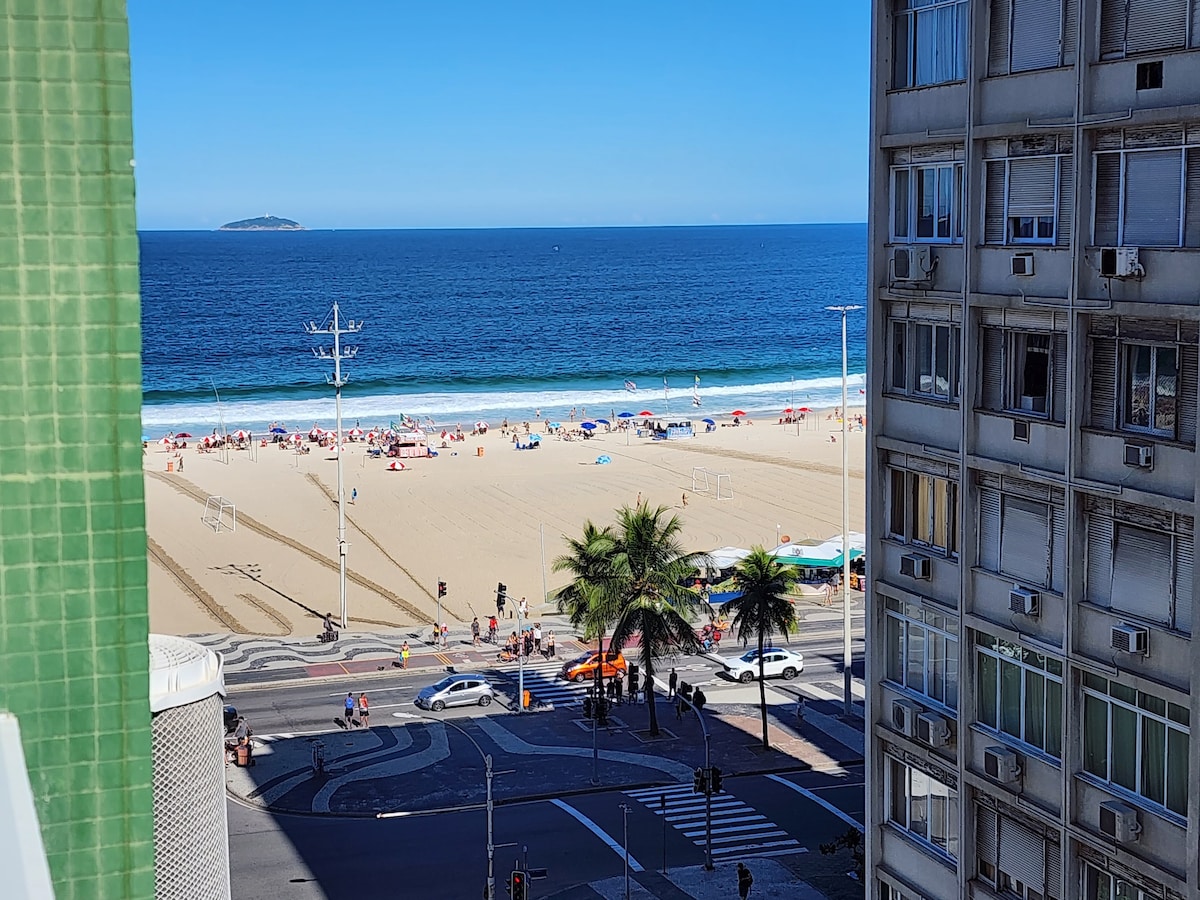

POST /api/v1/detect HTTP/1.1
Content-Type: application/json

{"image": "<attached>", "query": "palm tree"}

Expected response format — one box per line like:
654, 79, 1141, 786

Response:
720, 547, 799, 749
553, 521, 617, 708
606, 503, 705, 736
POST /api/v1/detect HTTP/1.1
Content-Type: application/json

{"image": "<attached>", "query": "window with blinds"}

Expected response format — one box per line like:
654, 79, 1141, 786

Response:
978, 485, 1065, 590
988, 0, 1077, 75
983, 155, 1070, 245
1087, 326, 1197, 444
1100, 0, 1193, 58
977, 327, 1068, 422
976, 807, 1062, 899
1092, 146, 1200, 248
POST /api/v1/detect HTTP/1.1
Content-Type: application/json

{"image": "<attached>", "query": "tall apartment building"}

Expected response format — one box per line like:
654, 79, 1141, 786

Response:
866, 3, 1200, 899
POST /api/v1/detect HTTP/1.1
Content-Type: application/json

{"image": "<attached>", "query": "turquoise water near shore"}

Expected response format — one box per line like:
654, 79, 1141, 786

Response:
140, 224, 866, 433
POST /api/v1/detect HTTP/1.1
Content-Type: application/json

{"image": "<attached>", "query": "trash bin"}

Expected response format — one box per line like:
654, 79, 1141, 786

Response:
166, 460, 174, 473
477, 446, 485, 457
236, 743, 252, 767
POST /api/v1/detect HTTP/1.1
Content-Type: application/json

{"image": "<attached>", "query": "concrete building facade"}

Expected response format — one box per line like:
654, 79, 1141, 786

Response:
866, 2, 1200, 899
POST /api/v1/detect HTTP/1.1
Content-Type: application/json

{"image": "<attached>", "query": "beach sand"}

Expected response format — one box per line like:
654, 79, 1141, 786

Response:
143, 413, 866, 637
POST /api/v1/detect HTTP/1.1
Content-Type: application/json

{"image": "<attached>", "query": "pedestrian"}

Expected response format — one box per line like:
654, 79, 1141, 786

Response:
400, 640, 410, 669
636, 491, 642, 506
323, 612, 335, 637
344, 692, 355, 725
358, 693, 369, 728
440, 623, 449, 649
519, 596, 529, 618
737, 862, 754, 899
471, 617, 481, 647
546, 631, 556, 658
614, 676, 623, 705
488, 615, 498, 643
681, 491, 687, 508
796, 696, 806, 723
178, 455, 184, 473
351, 487, 357, 505
693, 687, 707, 712
533, 622, 542, 655
668, 668, 678, 699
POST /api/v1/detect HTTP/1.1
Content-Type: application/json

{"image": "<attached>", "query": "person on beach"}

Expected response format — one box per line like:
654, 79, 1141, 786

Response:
636, 491, 642, 506
681, 491, 687, 508
357, 693, 369, 728
471, 617, 481, 647
323, 612, 336, 639
344, 692, 355, 725
350, 487, 357, 504
400, 641, 410, 668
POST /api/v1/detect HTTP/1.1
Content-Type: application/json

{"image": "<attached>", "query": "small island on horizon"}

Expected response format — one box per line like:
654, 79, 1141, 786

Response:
218, 215, 305, 232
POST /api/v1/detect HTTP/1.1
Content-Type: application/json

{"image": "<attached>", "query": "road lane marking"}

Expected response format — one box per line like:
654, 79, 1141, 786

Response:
548, 800, 645, 872
766, 773, 864, 832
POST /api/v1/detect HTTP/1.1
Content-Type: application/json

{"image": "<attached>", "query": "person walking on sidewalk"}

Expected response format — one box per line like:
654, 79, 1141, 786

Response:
546, 631, 555, 658
358, 693, 369, 728
343, 692, 355, 726
737, 862, 754, 899
533, 622, 542, 655
488, 616, 498, 643
440, 623, 449, 649
668, 668, 678, 699
400, 641, 410, 669
471, 617, 481, 647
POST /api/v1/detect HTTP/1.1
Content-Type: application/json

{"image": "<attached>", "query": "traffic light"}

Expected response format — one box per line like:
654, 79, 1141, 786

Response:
510, 870, 526, 900
438, 580, 447, 598
497, 582, 507, 602
710, 766, 723, 793
693, 766, 706, 793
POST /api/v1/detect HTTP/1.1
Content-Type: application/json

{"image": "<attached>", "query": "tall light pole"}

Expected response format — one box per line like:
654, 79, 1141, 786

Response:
826, 304, 861, 718
305, 303, 363, 630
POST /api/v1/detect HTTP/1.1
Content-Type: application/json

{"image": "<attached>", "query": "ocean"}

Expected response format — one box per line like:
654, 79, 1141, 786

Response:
139, 224, 866, 434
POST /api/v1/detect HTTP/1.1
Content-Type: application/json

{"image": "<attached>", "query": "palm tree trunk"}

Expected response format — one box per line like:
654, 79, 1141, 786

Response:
758, 629, 769, 749
646, 665, 658, 736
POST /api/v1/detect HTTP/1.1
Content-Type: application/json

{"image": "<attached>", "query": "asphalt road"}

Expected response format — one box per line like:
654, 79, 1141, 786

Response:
228, 767, 866, 900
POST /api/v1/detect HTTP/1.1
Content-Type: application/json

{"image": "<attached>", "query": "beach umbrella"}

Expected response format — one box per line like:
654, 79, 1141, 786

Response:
702, 418, 715, 425
348, 427, 364, 437
233, 429, 250, 440
580, 422, 597, 430
595, 418, 610, 425
269, 426, 287, 434
528, 433, 542, 441
159, 437, 172, 445
798, 406, 811, 412
290, 432, 302, 443
387, 461, 407, 471
548, 422, 561, 429
638, 410, 654, 417
176, 431, 193, 438
141, 435, 150, 442
731, 410, 746, 417
617, 412, 634, 419
782, 408, 794, 414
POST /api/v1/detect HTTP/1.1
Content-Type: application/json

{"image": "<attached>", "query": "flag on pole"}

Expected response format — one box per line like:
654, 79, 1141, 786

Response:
692, 375, 701, 407
624, 380, 637, 392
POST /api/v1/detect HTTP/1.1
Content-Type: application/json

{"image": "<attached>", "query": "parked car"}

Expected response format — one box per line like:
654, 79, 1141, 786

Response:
415, 674, 495, 711
561, 650, 627, 683
721, 647, 804, 683
223, 705, 239, 734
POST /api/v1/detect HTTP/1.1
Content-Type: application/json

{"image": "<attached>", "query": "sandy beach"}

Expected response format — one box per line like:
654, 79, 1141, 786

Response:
143, 413, 866, 637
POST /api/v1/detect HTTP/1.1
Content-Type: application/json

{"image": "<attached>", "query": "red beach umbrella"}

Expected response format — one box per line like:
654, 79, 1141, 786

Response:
638, 410, 654, 417
176, 432, 193, 438
782, 409, 793, 414
731, 410, 746, 417
797, 406, 811, 412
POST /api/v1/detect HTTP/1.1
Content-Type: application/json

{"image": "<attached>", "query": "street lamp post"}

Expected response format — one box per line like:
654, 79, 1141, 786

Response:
678, 691, 714, 870
619, 802, 631, 900
826, 304, 862, 719
305, 304, 363, 631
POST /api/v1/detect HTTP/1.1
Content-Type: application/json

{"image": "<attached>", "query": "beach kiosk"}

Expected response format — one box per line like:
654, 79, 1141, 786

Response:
389, 430, 429, 459
646, 417, 695, 440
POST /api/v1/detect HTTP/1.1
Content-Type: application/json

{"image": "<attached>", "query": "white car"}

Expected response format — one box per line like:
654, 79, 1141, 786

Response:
722, 647, 804, 683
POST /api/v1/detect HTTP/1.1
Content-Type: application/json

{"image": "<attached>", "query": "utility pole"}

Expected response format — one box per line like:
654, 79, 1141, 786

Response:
619, 802, 631, 900
305, 303, 362, 631
826, 304, 862, 718
517, 598, 525, 713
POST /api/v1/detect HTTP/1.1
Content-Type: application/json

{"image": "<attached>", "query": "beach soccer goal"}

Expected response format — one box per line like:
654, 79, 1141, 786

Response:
691, 467, 711, 494
202, 496, 237, 533
713, 472, 734, 501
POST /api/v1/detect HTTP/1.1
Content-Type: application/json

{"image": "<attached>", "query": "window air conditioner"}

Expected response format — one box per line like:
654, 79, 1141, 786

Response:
1009, 587, 1040, 616
1099, 247, 1143, 278
892, 246, 935, 283
1099, 800, 1142, 843
899, 553, 931, 579
1019, 394, 1047, 413
1111, 623, 1148, 655
916, 712, 951, 748
892, 700, 919, 738
1011, 254, 1034, 276
983, 746, 1021, 784
1123, 442, 1153, 469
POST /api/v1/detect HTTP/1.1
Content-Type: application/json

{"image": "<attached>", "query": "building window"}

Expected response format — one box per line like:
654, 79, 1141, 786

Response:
1081, 671, 1190, 817
889, 320, 961, 401
1123, 344, 1177, 437
1084, 503, 1193, 635
1093, 147, 1200, 248
988, 0, 1077, 75
887, 468, 959, 556
979, 328, 1067, 422
984, 157, 1062, 244
891, 164, 965, 243
893, 0, 968, 88
886, 756, 958, 858
879, 884, 920, 900
976, 634, 1062, 758
885, 596, 959, 709
978, 483, 1066, 592
976, 806, 1062, 900
1083, 864, 1150, 900
1100, 0, 1191, 59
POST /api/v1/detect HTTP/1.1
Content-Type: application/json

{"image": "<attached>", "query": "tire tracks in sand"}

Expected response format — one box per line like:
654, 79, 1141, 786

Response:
147, 537, 245, 632
146, 471, 426, 623
665, 440, 866, 480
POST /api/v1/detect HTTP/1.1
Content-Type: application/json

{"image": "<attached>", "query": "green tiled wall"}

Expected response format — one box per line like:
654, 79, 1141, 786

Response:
0, 4, 154, 899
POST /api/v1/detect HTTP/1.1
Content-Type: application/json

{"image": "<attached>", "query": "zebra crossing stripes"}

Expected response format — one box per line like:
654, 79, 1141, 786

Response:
494, 658, 587, 707
623, 784, 805, 862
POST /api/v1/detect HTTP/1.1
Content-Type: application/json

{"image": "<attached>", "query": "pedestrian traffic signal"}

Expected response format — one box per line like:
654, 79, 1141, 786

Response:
510, 869, 527, 900
497, 582, 507, 601
438, 580, 447, 598
710, 766, 723, 793
693, 766, 706, 793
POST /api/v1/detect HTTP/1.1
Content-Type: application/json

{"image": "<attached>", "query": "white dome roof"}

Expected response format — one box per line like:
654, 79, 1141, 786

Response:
149, 634, 226, 713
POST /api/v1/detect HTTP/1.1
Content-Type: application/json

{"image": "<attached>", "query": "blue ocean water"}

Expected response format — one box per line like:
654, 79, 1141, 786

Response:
139, 224, 866, 433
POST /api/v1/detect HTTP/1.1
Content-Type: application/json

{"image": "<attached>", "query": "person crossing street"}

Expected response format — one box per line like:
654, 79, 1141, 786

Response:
737, 862, 754, 899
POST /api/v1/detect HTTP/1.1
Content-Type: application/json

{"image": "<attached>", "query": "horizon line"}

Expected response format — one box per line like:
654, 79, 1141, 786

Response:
137, 220, 869, 233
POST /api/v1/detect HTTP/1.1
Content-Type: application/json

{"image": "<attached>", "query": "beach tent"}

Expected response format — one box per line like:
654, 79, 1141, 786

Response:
824, 532, 867, 554
771, 540, 864, 568
706, 546, 751, 571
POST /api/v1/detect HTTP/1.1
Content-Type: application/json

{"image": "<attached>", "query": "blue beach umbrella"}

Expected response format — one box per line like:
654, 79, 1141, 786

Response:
702, 418, 715, 425
595, 418, 610, 425
548, 422, 561, 429
270, 426, 287, 434
617, 412, 634, 419
528, 433, 542, 442
581, 422, 597, 430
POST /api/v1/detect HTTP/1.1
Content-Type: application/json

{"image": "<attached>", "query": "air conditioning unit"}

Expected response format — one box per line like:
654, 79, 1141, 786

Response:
1099, 800, 1142, 843
892, 700, 920, 738
983, 746, 1022, 784
916, 712, 951, 748
1009, 587, 1040, 616
1013, 419, 1030, 442
1111, 623, 1149, 655
1099, 247, 1143, 278
1011, 254, 1034, 276
892, 246, 935, 283
1019, 394, 1047, 413
1123, 442, 1153, 469
900, 553, 931, 579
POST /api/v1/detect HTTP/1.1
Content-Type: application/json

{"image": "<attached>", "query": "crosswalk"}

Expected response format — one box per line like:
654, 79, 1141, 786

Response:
494, 658, 588, 708
623, 783, 804, 863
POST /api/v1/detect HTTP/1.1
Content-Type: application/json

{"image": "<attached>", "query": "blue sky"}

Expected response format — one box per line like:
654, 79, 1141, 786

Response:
129, 3, 869, 230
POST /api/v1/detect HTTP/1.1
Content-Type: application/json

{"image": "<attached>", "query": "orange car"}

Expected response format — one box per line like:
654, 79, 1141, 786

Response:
560, 650, 628, 683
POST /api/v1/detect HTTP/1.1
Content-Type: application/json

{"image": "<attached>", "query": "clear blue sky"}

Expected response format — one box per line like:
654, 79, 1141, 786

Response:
128, 3, 869, 230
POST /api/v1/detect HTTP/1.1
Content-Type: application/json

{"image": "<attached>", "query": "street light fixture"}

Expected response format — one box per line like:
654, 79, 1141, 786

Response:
826, 304, 862, 719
